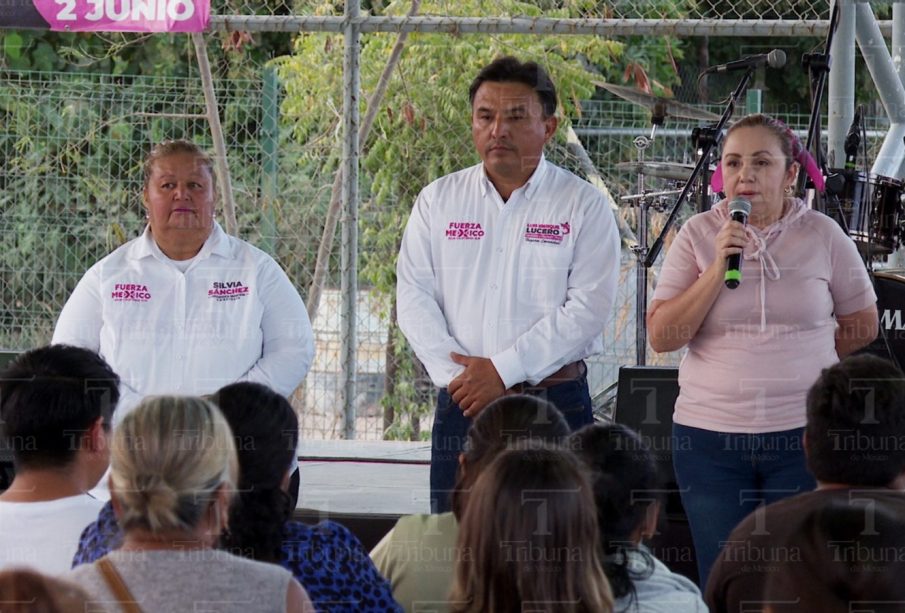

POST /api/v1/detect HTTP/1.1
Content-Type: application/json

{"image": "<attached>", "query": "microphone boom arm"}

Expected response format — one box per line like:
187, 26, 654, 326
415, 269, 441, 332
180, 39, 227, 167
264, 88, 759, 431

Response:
643, 69, 755, 268
796, 1, 840, 196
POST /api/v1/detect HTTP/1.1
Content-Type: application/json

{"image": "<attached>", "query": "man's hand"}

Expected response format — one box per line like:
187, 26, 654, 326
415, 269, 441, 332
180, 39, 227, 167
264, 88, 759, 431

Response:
447, 353, 505, 418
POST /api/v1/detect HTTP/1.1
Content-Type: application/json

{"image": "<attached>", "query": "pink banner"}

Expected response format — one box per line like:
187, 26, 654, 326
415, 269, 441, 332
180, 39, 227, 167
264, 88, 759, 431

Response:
30, 0, 209, 32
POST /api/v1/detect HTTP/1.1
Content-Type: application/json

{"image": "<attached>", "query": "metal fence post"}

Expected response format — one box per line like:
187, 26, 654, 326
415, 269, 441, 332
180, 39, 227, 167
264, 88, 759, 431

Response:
341, 0, 361, 440
260, 67, 280, 256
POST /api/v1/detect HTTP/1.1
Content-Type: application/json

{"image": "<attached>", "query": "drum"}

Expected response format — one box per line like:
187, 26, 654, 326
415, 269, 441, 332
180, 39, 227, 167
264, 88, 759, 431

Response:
858, 270, 905, 369
826, 169, 905, 255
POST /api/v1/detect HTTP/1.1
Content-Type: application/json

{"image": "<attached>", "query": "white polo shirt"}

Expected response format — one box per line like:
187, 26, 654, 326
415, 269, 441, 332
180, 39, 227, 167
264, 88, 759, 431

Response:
52, 222, 314, 416
396, 158, 621, 389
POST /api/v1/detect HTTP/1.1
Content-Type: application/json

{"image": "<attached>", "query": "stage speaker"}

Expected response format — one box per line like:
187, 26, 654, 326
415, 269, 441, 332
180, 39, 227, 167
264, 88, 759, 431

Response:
614, 365, 697, 584
614, 366, 683, 516
858, 271, 905, 370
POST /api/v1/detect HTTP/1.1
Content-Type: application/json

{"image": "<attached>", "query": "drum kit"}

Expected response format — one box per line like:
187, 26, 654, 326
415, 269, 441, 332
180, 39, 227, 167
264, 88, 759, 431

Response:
600, 80, 905, 370
824, 168, 905, 258
596, 81, 721, 365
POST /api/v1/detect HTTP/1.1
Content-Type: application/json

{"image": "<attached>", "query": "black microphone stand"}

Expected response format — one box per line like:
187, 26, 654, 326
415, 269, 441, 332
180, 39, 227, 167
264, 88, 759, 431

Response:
635, 68, 754, 363
796, 1, 840, 198
644, 69, 754, 271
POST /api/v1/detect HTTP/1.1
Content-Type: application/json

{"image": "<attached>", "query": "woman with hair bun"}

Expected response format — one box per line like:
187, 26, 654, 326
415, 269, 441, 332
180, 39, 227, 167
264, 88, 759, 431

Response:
66, 395, 313, 612
73, 382, 399, 612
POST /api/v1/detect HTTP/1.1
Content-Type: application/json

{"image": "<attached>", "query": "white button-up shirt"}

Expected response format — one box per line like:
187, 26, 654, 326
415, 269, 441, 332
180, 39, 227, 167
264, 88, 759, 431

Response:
52, 222, 314, 416
396, 158, 621, 389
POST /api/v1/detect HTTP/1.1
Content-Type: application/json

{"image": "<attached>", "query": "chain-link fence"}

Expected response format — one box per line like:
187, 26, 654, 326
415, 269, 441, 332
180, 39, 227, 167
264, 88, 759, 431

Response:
0, 3, 886, 439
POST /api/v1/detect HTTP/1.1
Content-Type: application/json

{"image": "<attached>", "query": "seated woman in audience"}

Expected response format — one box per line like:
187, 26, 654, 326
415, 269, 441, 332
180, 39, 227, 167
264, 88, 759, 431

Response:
73, 382, 400, 613
450, 443, 613, 613
370, 395, 571, 612
0, 568, 91, 612
572, 423, 706, 612
66, 395, 314, 612
763, 499, 905, 612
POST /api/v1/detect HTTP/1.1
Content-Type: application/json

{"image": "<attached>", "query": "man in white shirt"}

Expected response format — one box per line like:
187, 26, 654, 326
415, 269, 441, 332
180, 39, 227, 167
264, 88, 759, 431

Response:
0, 345, 118, 575
396, 56, 621, 512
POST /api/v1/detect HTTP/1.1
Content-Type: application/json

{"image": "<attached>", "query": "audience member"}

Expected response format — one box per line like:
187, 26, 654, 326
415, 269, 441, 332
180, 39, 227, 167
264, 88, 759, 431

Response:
706, 354, 905, 612
66, 395, 314, 612
74, 382, 399, 612
450, 442, 613, 613
0, 345, 118, 575
0, 568, 91, 612
370, 395, 571, 612
762, 499, 905, 612
572, 423, 706, 612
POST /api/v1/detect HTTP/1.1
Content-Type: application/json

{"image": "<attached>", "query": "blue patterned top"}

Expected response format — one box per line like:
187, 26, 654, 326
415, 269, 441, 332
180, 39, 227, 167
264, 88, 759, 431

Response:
73, 502, 401, 613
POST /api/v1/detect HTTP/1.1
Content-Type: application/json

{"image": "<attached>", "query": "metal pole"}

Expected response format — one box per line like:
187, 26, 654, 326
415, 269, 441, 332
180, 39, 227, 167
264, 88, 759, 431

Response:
856, 1, 905, 178
260, 67, 279, 256
208, 15, 867, 38
340, 0, 361, 440
635, 199, 648, 366
828, 0, 855, 169
894, 1, 905, 81
894, 1, 905, 180
191, 33, 238, 236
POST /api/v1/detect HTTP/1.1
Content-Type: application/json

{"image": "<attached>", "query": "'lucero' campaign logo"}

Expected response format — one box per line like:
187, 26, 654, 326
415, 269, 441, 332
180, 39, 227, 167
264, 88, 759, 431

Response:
111, 283, 151, 302
209, 281, 250, 302
525, 221, 570, 245
445, 221, 485, 240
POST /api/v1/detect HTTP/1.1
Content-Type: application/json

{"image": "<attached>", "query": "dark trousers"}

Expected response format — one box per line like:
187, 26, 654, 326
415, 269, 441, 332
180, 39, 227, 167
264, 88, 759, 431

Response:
672, 423, 815, 587
429, 373, 593, 513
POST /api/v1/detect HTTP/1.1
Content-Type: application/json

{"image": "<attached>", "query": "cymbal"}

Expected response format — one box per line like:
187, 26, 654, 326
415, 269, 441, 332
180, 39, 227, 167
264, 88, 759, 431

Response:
592, 80, 720, 122
620, 189, 682, 202
616, 161, 697, 181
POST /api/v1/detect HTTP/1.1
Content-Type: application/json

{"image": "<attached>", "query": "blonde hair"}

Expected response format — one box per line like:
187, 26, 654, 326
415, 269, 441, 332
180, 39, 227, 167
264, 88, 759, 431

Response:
111, 395, 237, 534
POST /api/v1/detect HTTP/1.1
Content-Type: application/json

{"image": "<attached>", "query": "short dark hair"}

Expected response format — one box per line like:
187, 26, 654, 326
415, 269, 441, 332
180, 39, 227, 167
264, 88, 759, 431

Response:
450, 394, 570, 519
571, 423, 659, 603
805, 354, 905, 486
0, 345, 119, 470
468, 56, 558, 118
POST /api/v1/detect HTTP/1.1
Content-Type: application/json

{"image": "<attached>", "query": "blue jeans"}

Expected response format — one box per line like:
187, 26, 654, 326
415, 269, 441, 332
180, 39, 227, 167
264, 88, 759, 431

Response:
430, 373, 593, 513
672, 423, 816, 587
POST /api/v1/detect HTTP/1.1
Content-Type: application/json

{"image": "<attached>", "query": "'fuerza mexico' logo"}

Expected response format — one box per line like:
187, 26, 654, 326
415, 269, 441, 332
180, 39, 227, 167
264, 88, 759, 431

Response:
525, 221, 570, 245
445, 221, 484, 240
111, 283, 151, 302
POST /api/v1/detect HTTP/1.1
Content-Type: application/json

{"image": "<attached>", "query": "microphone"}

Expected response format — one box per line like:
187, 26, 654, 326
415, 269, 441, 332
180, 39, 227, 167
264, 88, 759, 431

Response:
706, 49, 787, 74
844, 108, 862, 170
724, 197, 752, 289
